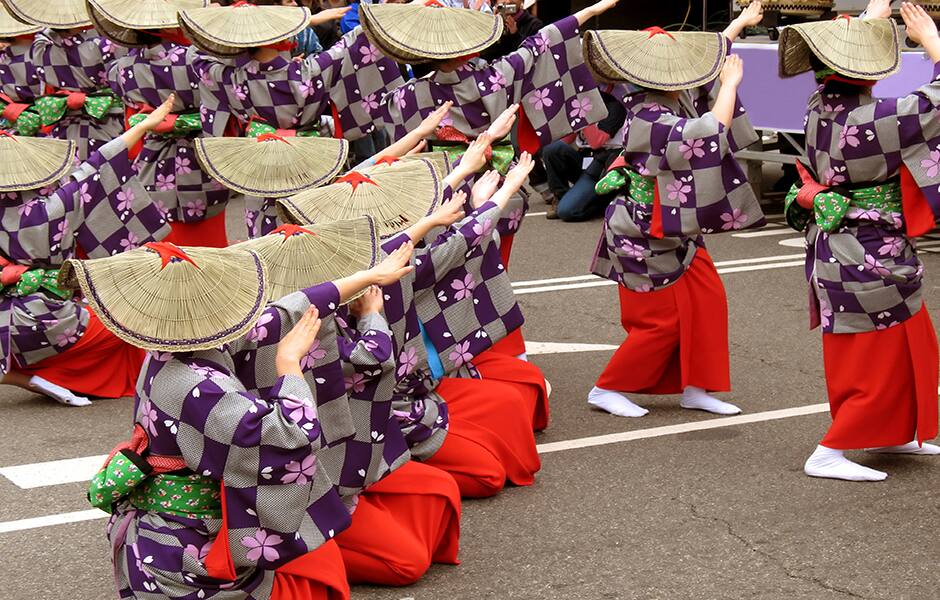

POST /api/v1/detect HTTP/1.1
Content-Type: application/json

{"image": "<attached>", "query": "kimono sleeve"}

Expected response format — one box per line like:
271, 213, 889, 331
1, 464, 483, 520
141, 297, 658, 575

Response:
412, 202, 502, 292
67, 137, 171, 257
187, 48, 240, 137
342, 312, 395, 374
30, 29, 116, 90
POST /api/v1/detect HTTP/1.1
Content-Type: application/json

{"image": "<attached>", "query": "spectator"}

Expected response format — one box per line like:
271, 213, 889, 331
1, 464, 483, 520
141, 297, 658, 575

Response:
482, 0, 543, 61
541, 90, 627, 221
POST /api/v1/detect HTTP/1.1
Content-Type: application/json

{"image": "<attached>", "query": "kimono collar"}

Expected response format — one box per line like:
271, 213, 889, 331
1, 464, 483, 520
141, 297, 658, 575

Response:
430, 59, 484, 84
235, 53, 291, 73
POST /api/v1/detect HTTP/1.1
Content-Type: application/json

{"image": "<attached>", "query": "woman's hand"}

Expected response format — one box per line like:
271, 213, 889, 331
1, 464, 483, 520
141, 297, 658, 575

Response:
719, 54, 744, 88
431, 192, 468, 227
456, 134, 492, 176
349, 286, 383, 317
471, 170, 501, 209
863, 0, 893, 20
504, 152, 535, 191
138, 95, 176, 131
902, 2, 938, 45
486, 104, 519, 140
276, 307, 321, 376
368, 242, 415, 286
416, 101, 453, 138
723, 1, 762, 41
310, 6, 351, 26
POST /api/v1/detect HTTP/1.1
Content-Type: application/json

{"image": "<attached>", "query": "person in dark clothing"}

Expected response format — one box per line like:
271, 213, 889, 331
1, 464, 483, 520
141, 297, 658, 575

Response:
481, 1, 544, 61
542, 90, 627, 221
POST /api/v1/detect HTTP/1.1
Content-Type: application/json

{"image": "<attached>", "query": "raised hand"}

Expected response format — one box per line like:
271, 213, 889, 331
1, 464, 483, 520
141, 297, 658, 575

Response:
504, 152, 535, 190
349, 286, 383, 317
369, 241, 415, 286
719, 54, 744, 88
486, 104, 519, 140
139, 94, 176, 131
471, 170, 501, 209
738, 1, 764, 27
431, 192, 468, 227
457, 133, 492, 175
406, 139, 428, 155
864, 0, 893, 20
310, 6, 352, 26
276, 307, 321, 376
902, 2, 938, 45
416, 101, 454, 138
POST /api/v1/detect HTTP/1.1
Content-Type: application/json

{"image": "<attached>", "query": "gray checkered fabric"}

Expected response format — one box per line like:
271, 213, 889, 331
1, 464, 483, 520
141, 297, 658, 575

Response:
0, 42, 43, 103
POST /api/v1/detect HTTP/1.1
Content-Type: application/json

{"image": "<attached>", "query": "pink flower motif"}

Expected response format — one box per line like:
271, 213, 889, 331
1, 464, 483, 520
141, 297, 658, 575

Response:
183, 541, 212, 562
360, 93, 379, 112
569, 97, 593, 120
679, 138, 706, 160
0, 192, 17, 201
471, 218, 493, 246
150, 351, 173, 362
247, 313, 275, 342
52, 220, 66, 244
155, 200, 170, 219
183, 199, 206, 218
199, 70, 216, 90
448, 341, 473, 367
241, 530, 282, 563
158, 46, 186, 63
397, 347, 417, 377
139, 398, 158, 437
507, 208, 523, 231
619, 239, 646, 260
298, 81, 314, 98
863, 253, 891, 277
533, 33, 550, 54
634, 283, 653, 293
38, 185, 55, 197
17, 199, 40, 216
116, 189, 135, 212
359, 44, 380, 64
345, 372, 366, 393
488, 71, 507, 92
720, 208, 748, 230
280, 455, 316, 485
822, 102, 844, 113
156, 174, 176, 191
282, 394, 316, 423
120, 232, 139, 251
234, 85, 248, 102
175, 156, 192, 175
55, 327, 79, 347
823, 167, 846, 186
451, 273, 476, 301
299, 339, 327, 370
528, 88, 553, 111
877, 236, 904, 257
819, 298, 833, 330
666, 180, 692, 204
192, 365, 223, 379
393, 88, 408, 110
838, 125, 860, 149
921, 150, 940, 178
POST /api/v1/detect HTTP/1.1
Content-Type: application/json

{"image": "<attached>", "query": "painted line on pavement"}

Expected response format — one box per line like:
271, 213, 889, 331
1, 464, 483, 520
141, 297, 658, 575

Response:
0, 455, 105, 490
525, 342, 619, 355
732, 228, 795, 238
0, 509, 106, 534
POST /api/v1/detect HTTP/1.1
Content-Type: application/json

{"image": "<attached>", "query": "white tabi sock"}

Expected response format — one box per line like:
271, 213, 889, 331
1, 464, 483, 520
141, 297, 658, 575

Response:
804, 445, 888, 482
866, 441, 940, 455
28, 375, 91, 407
680, 386, 741, 415
587, 386, 649, 417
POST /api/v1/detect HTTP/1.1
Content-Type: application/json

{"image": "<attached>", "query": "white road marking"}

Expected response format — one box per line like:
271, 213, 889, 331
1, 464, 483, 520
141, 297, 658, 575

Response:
537, 403, 831, 454
527, 211, 547, 217
525, 342, 619, 355
0, 509, 106, 534
732, 228, 795, 238
778, 237, 806, 248
0, 455, 105, 489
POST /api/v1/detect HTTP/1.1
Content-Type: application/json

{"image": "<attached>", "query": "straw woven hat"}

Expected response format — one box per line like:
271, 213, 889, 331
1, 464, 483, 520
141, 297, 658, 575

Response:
59, 243, 269, 352
363, 151, 452, 179
1, 0, 92, 28
278, 157, 442, 238
195, 135, 349, 198
178, 3, 311, 57
0, 3, 40, 37
232, 217, 378, 302
87, 0, 208, 47
0, 135, 77, 193
583, 28, 727, 91
359, 2, 503, 64
779, 17, 900, 80
736, 0, 832, 16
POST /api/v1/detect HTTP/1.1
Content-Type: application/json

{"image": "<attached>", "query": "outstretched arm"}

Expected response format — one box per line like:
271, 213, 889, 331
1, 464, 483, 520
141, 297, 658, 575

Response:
333, 242, 416, 303
573, 0, 621, 26
710, 55, 743, 128
723, 1, 763, 42
902, 2, 940, 63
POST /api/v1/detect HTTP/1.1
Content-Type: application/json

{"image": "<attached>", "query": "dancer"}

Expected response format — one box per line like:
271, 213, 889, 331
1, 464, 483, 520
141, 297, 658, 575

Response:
0, 5, 42, 135
0, 97, 174, 406
583, 3, 766, 418
779, 1, 940, 481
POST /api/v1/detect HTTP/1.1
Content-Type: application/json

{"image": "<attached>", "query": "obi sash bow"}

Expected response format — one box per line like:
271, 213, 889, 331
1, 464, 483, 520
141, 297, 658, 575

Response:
0, 94, 42, 136
595, 167, 655, 205
0, 258, 70, 300
32, 88, 123, 126
127, 110, 202, 138
432, 125, 515, 175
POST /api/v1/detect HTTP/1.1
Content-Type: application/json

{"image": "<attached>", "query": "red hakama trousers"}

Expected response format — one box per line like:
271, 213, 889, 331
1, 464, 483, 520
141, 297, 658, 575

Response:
425, 378, 541, 498
16, 311, 145, 398
163, 212, 229, 248
336, 461, 461, 586
596, 250, 730, 394
471, 348, 550, 431
490, 232, 527, 357
271, 540, 350, 600
821, 304, 939, 449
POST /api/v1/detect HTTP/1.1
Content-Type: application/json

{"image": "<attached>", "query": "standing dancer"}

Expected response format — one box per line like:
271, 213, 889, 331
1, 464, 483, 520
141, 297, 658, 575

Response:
90, 0, 235, 248
2, 0, 127, 161
582, 3, 766, 418
780, 1, 940, 481
0, 5, 42, 135
182, 2, 404, 238
0, 97, 173, 406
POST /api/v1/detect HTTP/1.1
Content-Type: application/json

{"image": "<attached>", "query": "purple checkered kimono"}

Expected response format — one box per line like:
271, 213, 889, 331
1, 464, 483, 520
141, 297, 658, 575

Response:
0, 41, 43, 102
799, 63, 940, 333
0, 138, 170, 372
592, 76, 763, 292
30, 28, 127, 160
381, 201, 524, 459
109, 283, 353, 599
244, 197, 279, 240
108, 42, 230, 225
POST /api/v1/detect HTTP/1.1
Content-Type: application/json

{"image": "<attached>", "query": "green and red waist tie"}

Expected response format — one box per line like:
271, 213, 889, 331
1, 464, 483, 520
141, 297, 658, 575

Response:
785, 162, 901, 232
432, 125, 515, 175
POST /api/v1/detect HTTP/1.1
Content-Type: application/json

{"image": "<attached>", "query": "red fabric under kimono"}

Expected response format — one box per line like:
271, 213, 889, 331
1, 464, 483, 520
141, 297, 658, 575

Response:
271, 540, 350, 600
488, 232, 527, 357
595, 250, 730, 394
336, 461, 461, 586
821, 304, 939, 450
471, 348, 550, 431
162, 211, 229, 248
425, 377, 541, 498
15, 311, 145, 398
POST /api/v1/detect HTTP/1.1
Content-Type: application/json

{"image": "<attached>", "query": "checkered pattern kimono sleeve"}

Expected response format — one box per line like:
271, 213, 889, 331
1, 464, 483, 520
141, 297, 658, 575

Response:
187, 49, 241, 137
30, 28, 124, 91
0, 44, 43, 102
67, 138, 171, 258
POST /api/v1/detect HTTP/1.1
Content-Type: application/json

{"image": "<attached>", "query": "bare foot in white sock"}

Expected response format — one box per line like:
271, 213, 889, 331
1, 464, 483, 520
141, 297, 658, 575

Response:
804, 445, 887, 481
28, 375, 91, 407
867, 441, 940, 455
587, 386, 648, 418
680, 386, 741, 415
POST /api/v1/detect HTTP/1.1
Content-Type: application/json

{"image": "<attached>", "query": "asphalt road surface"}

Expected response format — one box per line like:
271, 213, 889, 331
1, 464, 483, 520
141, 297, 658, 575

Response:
2, 193, 939, 600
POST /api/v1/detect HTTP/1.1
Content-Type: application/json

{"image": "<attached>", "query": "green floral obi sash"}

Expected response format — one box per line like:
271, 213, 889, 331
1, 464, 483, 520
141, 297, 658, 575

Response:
246, 120, 321, 138
595, 168, 655, 205
785, 180, 902, 233
32, 88, 123, 126
127, 111, 202, 138
432, 138, 515, 175
0, 267, 70, 300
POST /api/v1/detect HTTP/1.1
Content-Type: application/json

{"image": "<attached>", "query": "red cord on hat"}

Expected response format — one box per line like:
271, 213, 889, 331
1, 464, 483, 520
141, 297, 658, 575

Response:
272, 224, 316, 238
145, 242, 199, 269
644, 26, 675, 40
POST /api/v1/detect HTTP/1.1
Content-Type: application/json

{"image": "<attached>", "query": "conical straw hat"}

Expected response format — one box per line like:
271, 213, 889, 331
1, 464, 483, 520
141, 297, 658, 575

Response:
1, 0, 92, 28
583, 29, 726, 91
736, 0, 833, 16
195, 135, 349, 198
58, 243, 269, 352
178, 3, 311, 57
232, 217, 378, 302
779, 17, 900, 80
361, 151, 452, 182
87, 0, 208, 47
278, 157, 442, 239
0, 3, 40, 37
359, 2, 502, 64
0, 135, 76, 193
